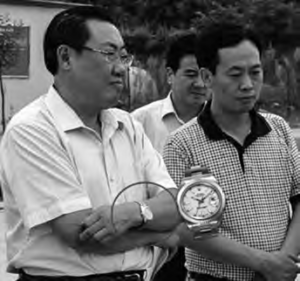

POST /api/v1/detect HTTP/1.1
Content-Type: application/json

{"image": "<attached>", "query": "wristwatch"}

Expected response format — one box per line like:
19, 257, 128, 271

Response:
135, 201, 153, 228
177, 166, 225, 239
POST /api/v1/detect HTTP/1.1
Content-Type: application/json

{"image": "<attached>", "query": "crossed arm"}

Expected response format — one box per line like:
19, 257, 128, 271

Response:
50, 188, 181, 255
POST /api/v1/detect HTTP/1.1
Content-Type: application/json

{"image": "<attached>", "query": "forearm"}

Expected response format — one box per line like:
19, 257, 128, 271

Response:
78, 230, 172, 255
143, 188, 182, 231
281, 202, 300, 256
180, 232, 268, 272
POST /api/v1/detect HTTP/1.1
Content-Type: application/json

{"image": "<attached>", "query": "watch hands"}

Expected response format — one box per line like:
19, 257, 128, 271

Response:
193, 190, 213, 204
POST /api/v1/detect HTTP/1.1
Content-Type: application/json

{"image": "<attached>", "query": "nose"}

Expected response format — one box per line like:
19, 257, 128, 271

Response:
240, 74, 254, 91
193, 75, 206, 88
112, 61, 127, 77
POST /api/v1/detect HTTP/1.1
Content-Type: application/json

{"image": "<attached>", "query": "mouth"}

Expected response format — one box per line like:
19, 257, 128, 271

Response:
111, 80, 123, 85
239, 96, 256, 100
238, 96, 256, 104
110, 81, 124, 90
191, 92, 207, 98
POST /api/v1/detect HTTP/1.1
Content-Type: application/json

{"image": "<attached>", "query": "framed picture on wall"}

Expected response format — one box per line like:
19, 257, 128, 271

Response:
0, 25, 30, 78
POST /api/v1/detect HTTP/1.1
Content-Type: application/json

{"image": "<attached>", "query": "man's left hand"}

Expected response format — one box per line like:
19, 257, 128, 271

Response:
79, 203, 140, 243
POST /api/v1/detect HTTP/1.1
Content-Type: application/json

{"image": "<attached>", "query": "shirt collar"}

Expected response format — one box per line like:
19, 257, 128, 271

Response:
45, 86, 123, 132
100, 110, 124, 132
197, 100, 271, 141
45, 86, 84, 132
161, 91, 178, 119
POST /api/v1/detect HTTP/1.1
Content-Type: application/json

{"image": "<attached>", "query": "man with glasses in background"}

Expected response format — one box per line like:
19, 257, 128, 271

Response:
0, 6, 181, 281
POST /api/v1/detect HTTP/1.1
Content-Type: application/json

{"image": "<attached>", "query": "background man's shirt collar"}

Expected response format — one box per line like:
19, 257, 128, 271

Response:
161, 92, 179, 120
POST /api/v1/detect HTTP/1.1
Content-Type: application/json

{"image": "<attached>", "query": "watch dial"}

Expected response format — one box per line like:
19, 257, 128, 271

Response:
182, 184, 220, 220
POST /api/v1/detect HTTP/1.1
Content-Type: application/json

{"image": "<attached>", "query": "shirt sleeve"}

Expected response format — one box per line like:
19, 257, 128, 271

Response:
271, 116, 300, 199
0, 123, 92, 229
163, 133, 192, 188
286, 126, 300, 199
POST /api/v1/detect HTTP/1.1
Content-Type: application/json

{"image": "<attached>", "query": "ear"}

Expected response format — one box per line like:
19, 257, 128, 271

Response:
199, 68, 213, 88
166, 67, 175, 85
57, 45, 72, 70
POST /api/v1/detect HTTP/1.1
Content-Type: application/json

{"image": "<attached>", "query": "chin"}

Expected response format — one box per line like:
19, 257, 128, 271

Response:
237, 106, 255, 114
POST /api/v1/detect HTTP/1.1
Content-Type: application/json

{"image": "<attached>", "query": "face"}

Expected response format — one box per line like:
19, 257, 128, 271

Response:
68, 19, 127, 110
169, 55, 207, 109
182, 184, 220, 220
211, 40, 263, 115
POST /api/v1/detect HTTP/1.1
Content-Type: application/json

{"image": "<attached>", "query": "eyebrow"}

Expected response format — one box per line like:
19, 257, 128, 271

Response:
100, 42, 126, 51
228, 64, 262, 72
184, 68, 199, 73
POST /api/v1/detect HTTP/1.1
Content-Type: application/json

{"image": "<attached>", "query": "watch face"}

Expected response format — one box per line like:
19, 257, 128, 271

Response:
181, 184, 221, 220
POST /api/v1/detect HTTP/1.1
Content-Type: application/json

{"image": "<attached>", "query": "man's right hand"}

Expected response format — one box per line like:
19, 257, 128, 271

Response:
258, 251, 300, 281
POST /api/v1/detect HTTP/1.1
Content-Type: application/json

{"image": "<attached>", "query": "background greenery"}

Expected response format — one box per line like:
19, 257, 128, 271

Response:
3, 0, 300, 127
85, 0, 300, 124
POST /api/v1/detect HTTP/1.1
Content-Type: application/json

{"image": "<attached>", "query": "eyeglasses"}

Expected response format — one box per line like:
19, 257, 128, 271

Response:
82, 46, 134, 66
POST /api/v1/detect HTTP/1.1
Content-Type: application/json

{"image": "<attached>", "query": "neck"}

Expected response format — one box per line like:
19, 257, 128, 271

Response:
171, 94, 201, 123
211, 101, 251, 145
53, 80, 101, 131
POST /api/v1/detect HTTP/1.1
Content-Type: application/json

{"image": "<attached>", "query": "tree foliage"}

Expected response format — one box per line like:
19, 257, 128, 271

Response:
89, 0, 300, 108
17, 0, 300, 111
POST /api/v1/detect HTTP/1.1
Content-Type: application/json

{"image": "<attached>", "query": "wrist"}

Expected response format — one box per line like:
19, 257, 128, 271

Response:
254, 251, 273, 276
280, 245, 298, 257
119, 202, 143, 229
133, 201, 154, 229
132, 201, 144, 228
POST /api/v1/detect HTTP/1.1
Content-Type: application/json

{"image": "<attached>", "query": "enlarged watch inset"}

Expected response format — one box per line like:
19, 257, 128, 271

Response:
177, 166, 225, 239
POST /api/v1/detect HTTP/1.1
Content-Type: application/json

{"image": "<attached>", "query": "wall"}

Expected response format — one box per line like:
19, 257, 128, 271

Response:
0, 3, 70, 128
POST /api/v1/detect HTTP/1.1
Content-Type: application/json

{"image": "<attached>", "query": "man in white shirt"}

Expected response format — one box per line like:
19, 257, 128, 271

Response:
132, 31, 208, 154
132, 31, 208, 281
0, 6, 181, 281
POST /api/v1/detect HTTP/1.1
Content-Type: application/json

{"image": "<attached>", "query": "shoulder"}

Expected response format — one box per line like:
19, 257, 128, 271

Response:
5, 96, 53, 133
7, 97, 44, 127
260, 111, 291, 132
168, 117, 203, 146
131, 99, 164, 120
259, 111, 294, 145
3, 96, 60, 146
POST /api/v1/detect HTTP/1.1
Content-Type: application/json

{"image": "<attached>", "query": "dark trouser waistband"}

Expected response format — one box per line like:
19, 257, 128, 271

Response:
189, 271, 231, 281
18, 270, 146, 281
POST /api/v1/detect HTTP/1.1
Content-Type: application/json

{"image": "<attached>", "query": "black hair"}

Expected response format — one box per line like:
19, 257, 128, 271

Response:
43, 6, 114, 75
196, 21, 263, 74
165, 30, 198, 73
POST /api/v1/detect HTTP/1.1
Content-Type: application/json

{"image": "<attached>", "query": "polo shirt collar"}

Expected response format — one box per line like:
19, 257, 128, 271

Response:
45, 86, 123, 132
198, 100, 271, 141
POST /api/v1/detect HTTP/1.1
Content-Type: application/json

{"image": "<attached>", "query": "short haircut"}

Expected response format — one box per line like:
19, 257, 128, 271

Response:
165, 31, 198, 73
196, 21, 263, 74
44, 6, 114, 75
